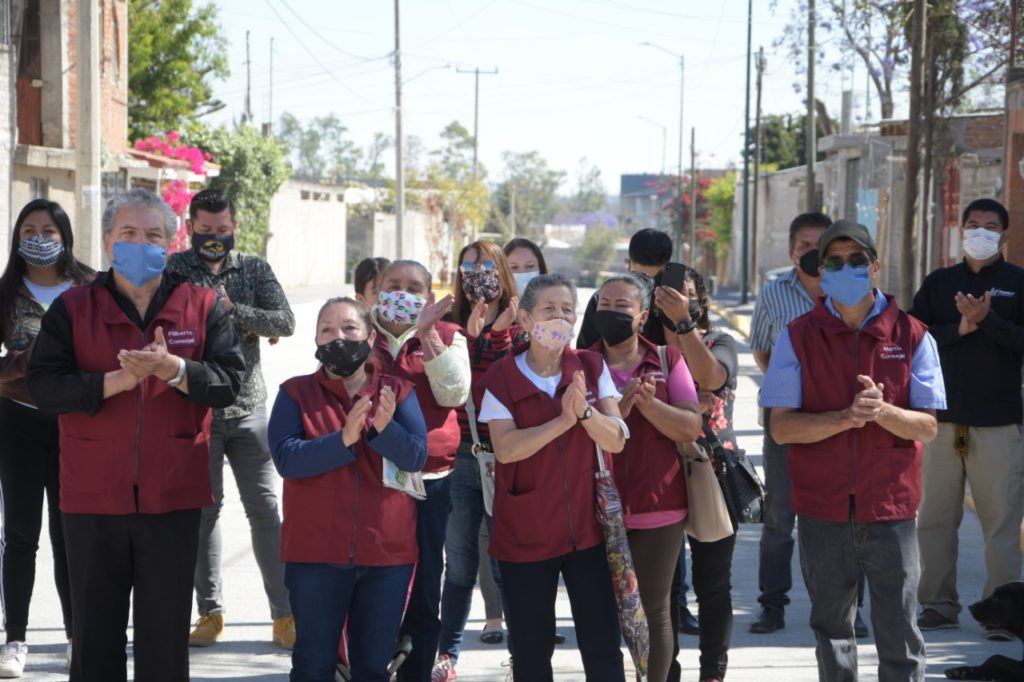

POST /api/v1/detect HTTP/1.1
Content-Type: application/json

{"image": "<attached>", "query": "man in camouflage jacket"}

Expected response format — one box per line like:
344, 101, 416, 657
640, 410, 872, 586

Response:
166, 189, 297, 649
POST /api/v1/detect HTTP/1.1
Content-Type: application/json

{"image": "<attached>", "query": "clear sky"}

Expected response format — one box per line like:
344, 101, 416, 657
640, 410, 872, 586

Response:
207, 0, 880, 193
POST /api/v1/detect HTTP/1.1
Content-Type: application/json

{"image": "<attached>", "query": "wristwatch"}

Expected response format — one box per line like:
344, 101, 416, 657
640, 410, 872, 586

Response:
578, 406, 593, 421
672, 318, 698, 335
165, 356, 187, 387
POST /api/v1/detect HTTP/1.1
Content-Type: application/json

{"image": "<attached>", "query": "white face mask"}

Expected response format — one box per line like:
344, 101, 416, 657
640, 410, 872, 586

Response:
962, 228, 1002, 261
513, 270, 539, 296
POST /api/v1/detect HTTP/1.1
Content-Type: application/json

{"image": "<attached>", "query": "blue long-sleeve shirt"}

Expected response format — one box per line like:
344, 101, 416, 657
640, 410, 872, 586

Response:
268, 388, 428, 479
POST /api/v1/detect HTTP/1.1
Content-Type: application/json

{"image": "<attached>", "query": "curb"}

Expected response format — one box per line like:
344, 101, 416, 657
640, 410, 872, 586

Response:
709, 299, 751, 339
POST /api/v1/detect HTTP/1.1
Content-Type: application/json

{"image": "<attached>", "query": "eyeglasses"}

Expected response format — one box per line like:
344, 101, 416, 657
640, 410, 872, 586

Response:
821, 252, 872, 272
460, 260, 496, 273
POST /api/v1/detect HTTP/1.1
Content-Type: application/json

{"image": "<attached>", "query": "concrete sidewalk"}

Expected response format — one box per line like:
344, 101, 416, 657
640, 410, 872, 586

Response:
10, 283, 1014, 681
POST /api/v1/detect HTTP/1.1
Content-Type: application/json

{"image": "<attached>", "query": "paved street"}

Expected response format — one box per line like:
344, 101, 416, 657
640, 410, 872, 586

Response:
12, 285, 1015, 681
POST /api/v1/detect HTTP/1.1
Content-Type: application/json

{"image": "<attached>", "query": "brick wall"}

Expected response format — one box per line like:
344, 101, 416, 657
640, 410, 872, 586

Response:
962, 115, 1003, 151
67, 0, 128, 153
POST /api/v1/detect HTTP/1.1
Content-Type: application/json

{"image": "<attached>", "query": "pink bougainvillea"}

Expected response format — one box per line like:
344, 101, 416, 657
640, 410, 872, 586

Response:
134, 132, 213, 253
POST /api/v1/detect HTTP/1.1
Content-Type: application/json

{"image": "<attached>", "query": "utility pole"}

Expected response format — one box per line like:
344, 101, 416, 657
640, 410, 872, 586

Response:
740, 0, 753, 303
677, 55, 685, 263
394, 0, 405, 258
689, 127, 698, 271
456, 67, 498, 183
268, 37, 274, 134
75, 0, 101, 268
902, 0, 927, 305
806, 0, 816, 210
243, 30, 253, 125
752, 47, 765, 293
1012, 0, 1019, 68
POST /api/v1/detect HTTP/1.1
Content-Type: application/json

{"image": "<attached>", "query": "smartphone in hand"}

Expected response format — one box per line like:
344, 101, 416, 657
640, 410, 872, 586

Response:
660, 261, 687, 292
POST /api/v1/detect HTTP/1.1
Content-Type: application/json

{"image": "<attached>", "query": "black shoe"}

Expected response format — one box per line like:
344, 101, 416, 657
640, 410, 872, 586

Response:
749, 607, 785, 634
553, 633, 566, 645
679, 607, 700, 635
854, 609, 869, 639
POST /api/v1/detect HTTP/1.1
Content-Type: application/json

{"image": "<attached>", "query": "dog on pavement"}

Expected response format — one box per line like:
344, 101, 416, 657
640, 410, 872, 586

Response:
945, 581, 1024, 681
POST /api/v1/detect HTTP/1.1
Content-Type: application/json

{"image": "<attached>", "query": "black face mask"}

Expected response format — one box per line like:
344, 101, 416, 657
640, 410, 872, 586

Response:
315, 338, 372, 377
798, 249, 820, 278
191, 232, 234, 261
688, 300, 702, 320
594, 310, 637, 347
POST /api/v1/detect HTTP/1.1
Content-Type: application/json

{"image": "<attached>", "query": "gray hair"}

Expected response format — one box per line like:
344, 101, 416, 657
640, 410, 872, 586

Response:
101, 188, 177, 240
382, 259, 432, 290
520, 273, 578, 313
599, 272, 652, 312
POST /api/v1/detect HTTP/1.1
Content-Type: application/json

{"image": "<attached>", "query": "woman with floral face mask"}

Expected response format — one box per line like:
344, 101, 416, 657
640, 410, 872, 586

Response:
367, 260, 472, 680
477, 273, 628, 681
0, 200, 93, 676
268, 296, 428, 682
433, 241, 523, 677
592, 272, 701, 682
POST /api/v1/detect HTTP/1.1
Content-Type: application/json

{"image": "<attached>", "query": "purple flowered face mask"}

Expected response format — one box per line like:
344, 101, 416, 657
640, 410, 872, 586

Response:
376, 290, 427, 326
528, 314, 574, 350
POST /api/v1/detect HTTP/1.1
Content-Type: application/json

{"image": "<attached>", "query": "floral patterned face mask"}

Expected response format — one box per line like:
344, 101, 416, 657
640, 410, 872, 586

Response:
376, 290, 427, 326
529, 314, 574, 350
461, 270, 500, 303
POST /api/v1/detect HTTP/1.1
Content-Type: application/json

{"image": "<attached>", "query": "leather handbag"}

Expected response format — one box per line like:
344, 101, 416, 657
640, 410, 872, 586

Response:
704, 426, 765, 525
655, 346, 734, 542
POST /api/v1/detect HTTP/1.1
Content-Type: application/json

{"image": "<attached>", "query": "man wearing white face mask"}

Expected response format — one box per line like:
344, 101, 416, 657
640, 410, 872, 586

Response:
910, 198, 1024, 641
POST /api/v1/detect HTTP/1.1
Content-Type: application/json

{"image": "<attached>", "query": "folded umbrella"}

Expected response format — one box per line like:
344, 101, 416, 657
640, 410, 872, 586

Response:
594, 445, 649, 680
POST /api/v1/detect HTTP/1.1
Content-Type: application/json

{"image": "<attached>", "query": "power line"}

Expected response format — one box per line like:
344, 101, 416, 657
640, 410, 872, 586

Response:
279, 0, 389, 63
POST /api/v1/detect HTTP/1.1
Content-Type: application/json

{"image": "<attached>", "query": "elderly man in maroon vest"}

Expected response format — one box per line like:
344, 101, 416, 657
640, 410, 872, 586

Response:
758, 220, 947, 682
26, 188, 244, 682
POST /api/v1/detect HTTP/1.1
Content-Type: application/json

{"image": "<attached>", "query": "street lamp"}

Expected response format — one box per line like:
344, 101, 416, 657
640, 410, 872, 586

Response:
636, 116, 667, 174
641, 42, 685, 263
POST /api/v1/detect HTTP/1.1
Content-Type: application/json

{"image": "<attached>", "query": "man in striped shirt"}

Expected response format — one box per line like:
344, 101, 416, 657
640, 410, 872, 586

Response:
747, 212, 829, 634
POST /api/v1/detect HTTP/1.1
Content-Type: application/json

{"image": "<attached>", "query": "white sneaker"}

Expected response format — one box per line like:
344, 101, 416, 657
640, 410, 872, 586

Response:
501, 657, 514, 682
0, 642, 27, 678
65, 640, 72, 673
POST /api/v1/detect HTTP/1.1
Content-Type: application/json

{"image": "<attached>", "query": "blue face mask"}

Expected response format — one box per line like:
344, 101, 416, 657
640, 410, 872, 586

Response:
821, 264, 872, 308
111, 241, 167, 288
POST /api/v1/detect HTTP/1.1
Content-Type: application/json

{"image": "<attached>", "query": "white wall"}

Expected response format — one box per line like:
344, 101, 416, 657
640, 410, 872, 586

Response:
266, 180, 347, 289
729, 165, 807, 287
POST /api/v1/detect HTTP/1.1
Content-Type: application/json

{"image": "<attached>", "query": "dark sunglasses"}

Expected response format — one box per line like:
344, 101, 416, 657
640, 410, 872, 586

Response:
460, 259, 496, 273
821, 252, 871, 272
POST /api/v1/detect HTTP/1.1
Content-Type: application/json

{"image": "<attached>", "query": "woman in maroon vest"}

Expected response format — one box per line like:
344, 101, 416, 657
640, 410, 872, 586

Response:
592, 272, 701, 682
268, 297, 428, 682
478, 273, 628, 682
0, 200, 93, 676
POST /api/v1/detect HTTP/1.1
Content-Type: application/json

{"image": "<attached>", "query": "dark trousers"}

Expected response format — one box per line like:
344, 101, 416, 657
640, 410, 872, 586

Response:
63, 508, 201, 682
0, 399, 72, 641
757, 408, 796, 610
286, 562, 413, 682
500, 543, 625, 682
397, 475, 451, 681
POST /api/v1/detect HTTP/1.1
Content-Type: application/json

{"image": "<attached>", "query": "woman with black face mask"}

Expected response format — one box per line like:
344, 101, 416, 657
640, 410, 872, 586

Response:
267, 296, 428, 682
592, 272, 702, 682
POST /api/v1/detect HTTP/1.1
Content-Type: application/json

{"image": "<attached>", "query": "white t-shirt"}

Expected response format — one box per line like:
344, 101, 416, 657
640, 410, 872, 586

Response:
478, 352, 620, 423
24, 278, 73, 306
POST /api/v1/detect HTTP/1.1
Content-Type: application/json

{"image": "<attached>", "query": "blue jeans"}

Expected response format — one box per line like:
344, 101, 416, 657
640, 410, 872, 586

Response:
798, 509, 925, 682
285, 562, 413, 682
500, 544, 625, 682
437, 449, 506, 663
757, 408, 795, 610
397, 474, 452, 681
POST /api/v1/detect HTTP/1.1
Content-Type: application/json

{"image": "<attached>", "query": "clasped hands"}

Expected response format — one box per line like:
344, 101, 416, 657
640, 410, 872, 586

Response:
341, 386, 398, 447
619, 372, 657, 419
115, 326, 182, 390
956, 291, 990, 336
844, 374, 888, 428
560, 371, 593, 426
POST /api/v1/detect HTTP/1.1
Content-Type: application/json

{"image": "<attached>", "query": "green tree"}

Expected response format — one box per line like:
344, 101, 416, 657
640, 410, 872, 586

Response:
745, 112, 833, 170
489, 151, 565, 240
183, 123, 291, 257
432, 121, 481, 181
578, 224, 618, 277
276, 113, 362, 184
568, 157, 607, 212
128, 0, 229, 140
704, 172, 736, 256
363, 132, 392, 181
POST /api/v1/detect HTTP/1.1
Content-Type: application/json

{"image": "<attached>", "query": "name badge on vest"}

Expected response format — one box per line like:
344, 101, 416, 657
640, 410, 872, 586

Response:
166, 329, 198, 348
879, 343, 906, 361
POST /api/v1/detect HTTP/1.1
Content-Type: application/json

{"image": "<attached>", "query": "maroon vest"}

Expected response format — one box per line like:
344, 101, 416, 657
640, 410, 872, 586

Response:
479, 347, 608, 563
371, 320, 463, 473
594, 337, 687, 517
59, 281, 216, 515
788, 296, 927, 523
280, 369, 418, 566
